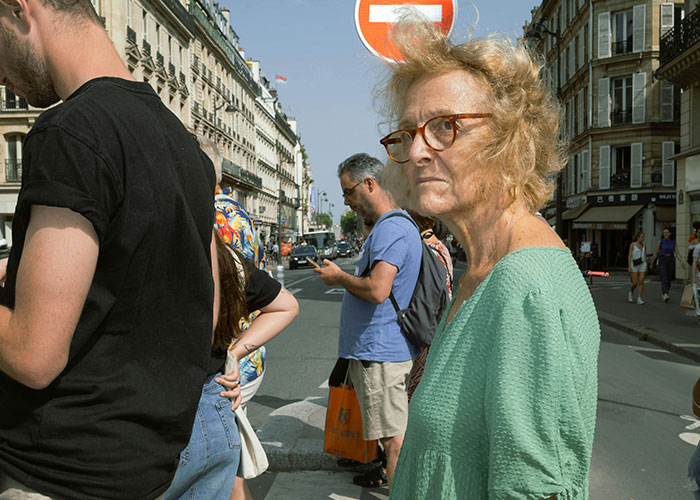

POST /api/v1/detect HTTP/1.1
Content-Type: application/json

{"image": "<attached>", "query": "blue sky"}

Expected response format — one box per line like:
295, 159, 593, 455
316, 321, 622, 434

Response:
220, 0, 536, 222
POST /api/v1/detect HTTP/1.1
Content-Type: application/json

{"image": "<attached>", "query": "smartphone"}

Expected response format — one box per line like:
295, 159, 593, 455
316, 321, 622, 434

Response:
306, 256, 321, 268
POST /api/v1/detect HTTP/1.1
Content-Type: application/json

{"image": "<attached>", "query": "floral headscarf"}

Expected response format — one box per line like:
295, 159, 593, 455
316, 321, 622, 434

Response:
214, 188, 267, 271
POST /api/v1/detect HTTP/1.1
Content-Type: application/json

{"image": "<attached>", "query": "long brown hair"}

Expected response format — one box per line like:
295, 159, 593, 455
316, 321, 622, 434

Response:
214, 232, 249, 351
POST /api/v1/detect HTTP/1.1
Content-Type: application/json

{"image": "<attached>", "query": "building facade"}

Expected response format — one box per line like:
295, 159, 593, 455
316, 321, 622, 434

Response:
528, 0, 682, 268
656, 0, 700, 278
0, 0, 307, 250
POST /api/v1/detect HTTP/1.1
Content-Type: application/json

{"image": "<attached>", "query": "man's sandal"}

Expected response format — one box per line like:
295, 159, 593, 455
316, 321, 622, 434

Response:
352, 464, 388, 488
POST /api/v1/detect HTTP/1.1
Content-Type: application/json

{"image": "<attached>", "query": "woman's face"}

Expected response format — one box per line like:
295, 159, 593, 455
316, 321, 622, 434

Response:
638, 233, 645, 243
662, 229, 671, 239
400, 70, 492, 218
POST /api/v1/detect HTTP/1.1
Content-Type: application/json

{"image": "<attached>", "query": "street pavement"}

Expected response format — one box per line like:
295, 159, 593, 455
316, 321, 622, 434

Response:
243, 258, 700, 499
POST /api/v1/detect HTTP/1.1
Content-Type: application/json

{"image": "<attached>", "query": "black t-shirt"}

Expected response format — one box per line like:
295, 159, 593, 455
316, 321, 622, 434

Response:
208, 259, 282, 374
0, 78, 216, 500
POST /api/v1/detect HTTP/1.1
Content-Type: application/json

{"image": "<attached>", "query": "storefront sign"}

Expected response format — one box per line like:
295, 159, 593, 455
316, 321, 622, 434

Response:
572, 222, 628, 230
589, 192, 676, 207
566, 195, 587, 209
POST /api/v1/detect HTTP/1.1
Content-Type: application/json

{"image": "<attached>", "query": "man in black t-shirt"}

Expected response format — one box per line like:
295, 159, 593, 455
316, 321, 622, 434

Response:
0, 2, 224, 499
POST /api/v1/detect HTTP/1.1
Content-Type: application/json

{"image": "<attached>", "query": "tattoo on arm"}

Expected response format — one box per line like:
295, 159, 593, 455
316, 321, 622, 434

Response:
243, 343, 259, 355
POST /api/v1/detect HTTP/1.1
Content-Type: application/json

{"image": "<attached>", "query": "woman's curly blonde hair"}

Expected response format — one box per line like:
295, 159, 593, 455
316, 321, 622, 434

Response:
378, 14, 568, 213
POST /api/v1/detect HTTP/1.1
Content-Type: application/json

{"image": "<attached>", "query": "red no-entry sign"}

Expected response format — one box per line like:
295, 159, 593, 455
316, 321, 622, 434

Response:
354, 0, 457, 61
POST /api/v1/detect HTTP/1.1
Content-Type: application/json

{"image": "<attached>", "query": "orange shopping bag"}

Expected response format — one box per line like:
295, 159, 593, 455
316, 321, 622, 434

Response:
323, 368, 378, 464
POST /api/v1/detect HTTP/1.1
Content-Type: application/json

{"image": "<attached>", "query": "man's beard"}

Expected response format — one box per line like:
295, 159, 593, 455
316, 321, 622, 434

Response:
0, 25, 60, 108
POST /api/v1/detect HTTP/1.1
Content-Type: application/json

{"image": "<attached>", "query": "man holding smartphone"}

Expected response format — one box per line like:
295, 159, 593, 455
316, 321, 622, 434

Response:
0, 2, 219, 499
315, 153, 421, 489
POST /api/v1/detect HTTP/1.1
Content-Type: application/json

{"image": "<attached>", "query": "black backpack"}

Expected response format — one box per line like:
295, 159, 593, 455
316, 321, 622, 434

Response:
370, 212, 452, 348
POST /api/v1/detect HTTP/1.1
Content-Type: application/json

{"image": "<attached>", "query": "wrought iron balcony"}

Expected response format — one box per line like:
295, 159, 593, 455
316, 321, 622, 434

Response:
5, 160, 21, 183
611, 171, 630, 189
221, 159, 263, 188
192, 55, 199, 73
660, 6, 700, 65
613, 39, 633, 56
612, 109, 632, 126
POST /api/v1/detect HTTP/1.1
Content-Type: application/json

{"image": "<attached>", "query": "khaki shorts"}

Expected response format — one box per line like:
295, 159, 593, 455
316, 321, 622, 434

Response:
348, 359, 412, 441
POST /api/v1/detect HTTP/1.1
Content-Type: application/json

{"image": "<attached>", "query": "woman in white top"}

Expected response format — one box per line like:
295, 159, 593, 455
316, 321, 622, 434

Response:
628, 231, 647, 304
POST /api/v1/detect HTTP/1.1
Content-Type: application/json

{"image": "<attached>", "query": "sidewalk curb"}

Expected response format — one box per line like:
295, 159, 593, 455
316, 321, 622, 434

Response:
598, 311, 700, 364
258, 397, 347, 472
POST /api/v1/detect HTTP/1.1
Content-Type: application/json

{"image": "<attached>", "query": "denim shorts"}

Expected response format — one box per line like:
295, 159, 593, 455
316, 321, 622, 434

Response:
163, 373, 241, 500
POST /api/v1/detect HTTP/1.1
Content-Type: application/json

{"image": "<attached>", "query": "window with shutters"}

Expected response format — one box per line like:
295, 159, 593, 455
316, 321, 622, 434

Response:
598, 77, 610, 127
5, 134, 24, 183
662, 141, 676, 187
565, 45, 571, 81
584, 23, 589, 62
577, 89, 584, 135
599, 145, 611, 189
583, 86, 589, 130
612, 77, 632, 126
660, 80, 679, 122
576, 154, 584, 193
577, 29, 584, 69
632, 5, 646, 53
611, 145, 631, 188
582, 149, 590, 191
660, 3, 675, 36
613, 10, 633, 55
568, 156, 576, 195
598, 12, 611, 59
632, 72, 646, 124
630, 143, 643, 187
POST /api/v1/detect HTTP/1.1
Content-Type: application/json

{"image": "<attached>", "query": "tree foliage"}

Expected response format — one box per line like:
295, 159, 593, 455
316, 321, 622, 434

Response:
340, 210, 359, 237
317, 212, 332, 229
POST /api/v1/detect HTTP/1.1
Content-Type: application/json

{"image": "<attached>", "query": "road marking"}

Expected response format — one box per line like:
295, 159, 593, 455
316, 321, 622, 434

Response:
675, 343, 700, 348
679, 416, 700, 446
369, 4, 442, 23
288, 288, 302, 295
319, 379, 329, 389
285, 275, 316, 288
630, 346, 667, 353
325, 288, 346, 295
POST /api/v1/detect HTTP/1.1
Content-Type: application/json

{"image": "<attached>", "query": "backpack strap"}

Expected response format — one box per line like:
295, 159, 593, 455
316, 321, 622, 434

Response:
360, 211, 418, 277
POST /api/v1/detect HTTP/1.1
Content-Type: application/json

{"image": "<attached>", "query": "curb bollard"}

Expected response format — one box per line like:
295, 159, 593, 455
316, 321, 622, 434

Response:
276, 265, 284, 287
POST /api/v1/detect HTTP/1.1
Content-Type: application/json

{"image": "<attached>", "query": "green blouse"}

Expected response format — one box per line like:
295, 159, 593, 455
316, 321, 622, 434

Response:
389, 247, 600, 500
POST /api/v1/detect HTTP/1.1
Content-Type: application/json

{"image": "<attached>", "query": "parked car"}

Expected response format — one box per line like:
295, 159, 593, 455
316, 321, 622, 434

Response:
337, 241, 353, 258
289, 245, 319, 270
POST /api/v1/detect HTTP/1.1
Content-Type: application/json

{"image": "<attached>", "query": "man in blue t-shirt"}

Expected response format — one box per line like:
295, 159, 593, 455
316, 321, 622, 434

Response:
316, 153, 421, 489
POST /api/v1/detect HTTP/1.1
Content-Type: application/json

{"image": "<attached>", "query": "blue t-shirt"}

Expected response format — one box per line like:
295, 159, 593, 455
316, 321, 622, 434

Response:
659, 238, 675, 256
338, 210, 422, 362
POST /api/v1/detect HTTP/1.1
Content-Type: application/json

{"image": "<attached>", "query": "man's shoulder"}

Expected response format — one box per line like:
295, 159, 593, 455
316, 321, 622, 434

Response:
31, 79, 155, 138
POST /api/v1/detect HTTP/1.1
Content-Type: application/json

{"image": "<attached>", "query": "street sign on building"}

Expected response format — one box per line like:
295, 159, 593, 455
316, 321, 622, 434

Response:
354, 0, 457, 61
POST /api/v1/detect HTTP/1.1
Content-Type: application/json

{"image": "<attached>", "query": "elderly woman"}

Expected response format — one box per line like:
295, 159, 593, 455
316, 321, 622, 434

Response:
378, 16, 600, 500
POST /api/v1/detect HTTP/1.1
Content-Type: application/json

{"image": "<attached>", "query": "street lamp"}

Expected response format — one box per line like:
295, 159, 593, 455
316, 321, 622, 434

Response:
213, 96, 236, 145
525, 17, 564, 239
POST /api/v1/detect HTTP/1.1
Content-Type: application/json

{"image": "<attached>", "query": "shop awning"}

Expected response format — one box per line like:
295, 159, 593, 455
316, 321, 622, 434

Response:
562, 203, 590, 220
656, 206, 677, 224
572, 204, 643, 230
